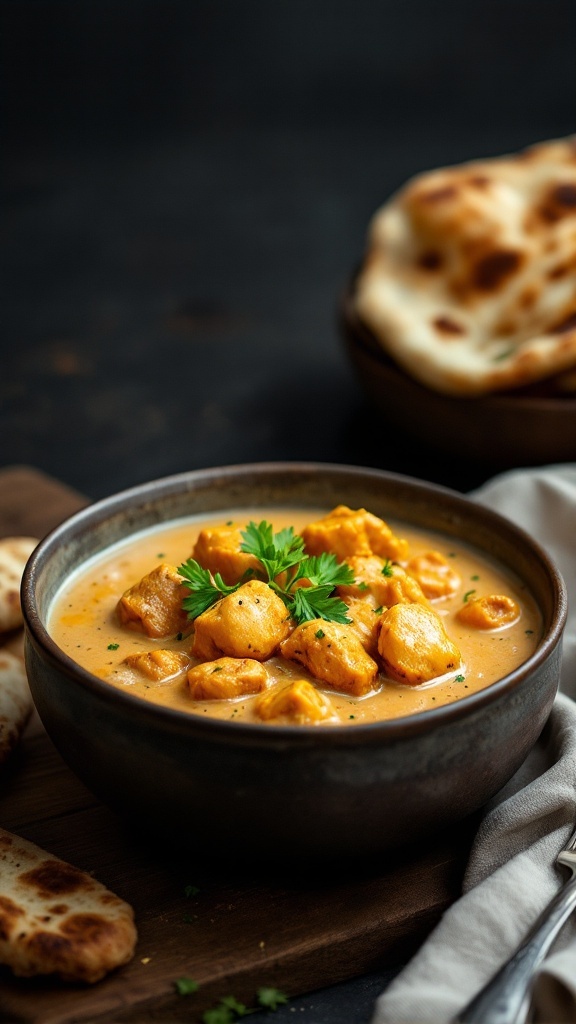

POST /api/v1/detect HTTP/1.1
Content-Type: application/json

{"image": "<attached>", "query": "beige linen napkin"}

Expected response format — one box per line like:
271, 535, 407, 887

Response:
372, 464, 576, 1024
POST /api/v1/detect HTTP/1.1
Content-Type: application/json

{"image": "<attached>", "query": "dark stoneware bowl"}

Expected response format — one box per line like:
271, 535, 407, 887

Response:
340, 279, 576, 468
22, 462, 567, 864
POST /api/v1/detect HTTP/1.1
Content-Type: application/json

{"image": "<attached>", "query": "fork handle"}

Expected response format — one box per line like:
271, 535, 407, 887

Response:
454, 873, 576, 1024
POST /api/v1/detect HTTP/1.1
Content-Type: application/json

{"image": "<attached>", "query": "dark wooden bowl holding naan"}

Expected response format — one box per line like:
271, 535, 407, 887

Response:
21, 463, 567, 865
342, 136, 576, 466
340, 279, 576, 466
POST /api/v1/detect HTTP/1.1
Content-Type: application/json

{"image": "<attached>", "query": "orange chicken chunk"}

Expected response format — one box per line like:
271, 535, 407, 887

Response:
406, 550, 461, 600
254, 679, 337, 724
116, 563, 189, 638
191, 579, 292, 661
342, 598, 382, 658
191, 525, 261, 586
187, 657, 268, 699
456, 594, 520, 630
378, 604, 461, 686
337, 556, 429, 608
122, 649, 190, 681
280, 619, 379, 696
301, 506, 409, 562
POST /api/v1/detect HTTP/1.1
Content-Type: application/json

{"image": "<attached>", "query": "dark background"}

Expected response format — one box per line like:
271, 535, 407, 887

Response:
3, 1, 575, 504
1, 2, 575, 1020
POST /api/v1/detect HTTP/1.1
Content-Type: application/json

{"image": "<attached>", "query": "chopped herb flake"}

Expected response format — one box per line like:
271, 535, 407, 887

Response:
174, 976, 199, 996
257, 987, 289, 1011
107, 643, 119, 651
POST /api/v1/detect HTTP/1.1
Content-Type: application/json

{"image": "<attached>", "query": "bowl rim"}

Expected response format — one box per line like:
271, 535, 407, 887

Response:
21, 460, 569, 747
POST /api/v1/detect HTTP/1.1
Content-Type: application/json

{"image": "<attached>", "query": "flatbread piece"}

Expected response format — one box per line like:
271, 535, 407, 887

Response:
355, 135, 576, 395
0, 537, 38, 634
0, 645, 32, 764
0, 827, 137, 983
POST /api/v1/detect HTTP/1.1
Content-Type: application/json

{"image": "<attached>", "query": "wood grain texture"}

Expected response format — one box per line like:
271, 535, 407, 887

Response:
0, 466, 473, 1023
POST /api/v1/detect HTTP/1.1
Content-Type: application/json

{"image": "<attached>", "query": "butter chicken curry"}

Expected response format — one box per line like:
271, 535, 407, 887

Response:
48, 505, 541, 726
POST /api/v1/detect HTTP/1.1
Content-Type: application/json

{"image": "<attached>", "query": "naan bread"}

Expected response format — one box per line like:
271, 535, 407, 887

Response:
0, 537, 38, 634
355, 136, 576, 396
0, 644, 32, 764
0, 828, 137, 983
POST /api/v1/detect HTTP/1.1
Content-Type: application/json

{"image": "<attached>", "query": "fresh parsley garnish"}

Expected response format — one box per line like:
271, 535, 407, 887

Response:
179, 521, 355, 625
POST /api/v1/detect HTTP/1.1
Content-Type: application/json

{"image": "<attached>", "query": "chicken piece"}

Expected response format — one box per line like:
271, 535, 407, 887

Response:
343, 598, 382, 658
191, 525, 262, 586
254, 679, 337, 724
336, 555, 428, 609
377, 604, 461, 686
122, 649, 190, 681
116, 564, 189, 638
406, 550, 461, 600
191, 580, 292, 661
301, 505, 409, 562
187, 657, 268, 700
456, 594, 520, 629
280, 619, 379, 696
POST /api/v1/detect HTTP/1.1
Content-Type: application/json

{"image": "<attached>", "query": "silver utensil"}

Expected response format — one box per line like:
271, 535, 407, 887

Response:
454, 825, 576, 1024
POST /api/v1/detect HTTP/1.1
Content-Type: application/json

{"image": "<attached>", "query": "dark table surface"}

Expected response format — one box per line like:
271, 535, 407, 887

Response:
2, 2, 575, 1020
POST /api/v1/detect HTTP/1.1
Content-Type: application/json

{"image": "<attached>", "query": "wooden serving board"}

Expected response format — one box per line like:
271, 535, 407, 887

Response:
0, 466, 474, 1023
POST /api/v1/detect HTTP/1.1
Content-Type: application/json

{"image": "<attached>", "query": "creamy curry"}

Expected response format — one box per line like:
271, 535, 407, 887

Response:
48, 505, 542, 726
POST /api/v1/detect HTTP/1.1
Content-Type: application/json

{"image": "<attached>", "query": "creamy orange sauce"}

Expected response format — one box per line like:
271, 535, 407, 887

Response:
48, 507, 542, 726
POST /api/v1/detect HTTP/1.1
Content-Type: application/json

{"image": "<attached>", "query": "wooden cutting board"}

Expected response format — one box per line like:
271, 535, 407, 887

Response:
0, 466, 474, 1023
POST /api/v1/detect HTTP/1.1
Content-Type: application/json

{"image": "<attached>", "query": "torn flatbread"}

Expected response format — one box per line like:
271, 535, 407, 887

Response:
0, 828, 137, 983
354, 135, 576, 396
0, 537, 38, 634
0, 645, 32, 764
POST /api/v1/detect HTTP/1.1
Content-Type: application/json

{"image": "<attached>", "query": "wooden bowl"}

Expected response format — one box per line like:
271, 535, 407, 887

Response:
340, 279, 576, 467
21, 462, 567, 865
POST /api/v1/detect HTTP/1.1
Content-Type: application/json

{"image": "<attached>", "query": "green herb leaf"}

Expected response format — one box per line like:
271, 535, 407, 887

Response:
289, 586, 352, 625
381, 559, 394, 578
220, 995, 250, 1016
257, 986, 289, 1011
178, 559, 241, 619
202, 1007, 235, 1024
107, 643, 119, 651
291, 552, 355, 590
174, 976, 199, 996
240, 520, 305, 580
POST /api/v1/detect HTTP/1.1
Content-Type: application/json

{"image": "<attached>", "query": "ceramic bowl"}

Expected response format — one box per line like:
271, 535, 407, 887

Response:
21, 462, 567, 865
339, 279, 576, 467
